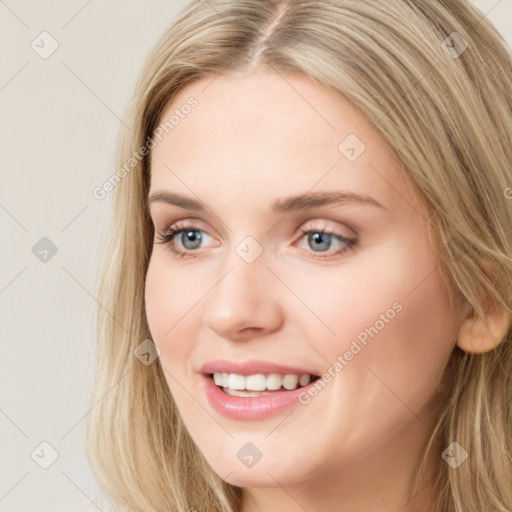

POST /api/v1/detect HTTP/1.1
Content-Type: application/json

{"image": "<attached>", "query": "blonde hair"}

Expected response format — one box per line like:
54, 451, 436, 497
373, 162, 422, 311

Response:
85, 1, 512, 510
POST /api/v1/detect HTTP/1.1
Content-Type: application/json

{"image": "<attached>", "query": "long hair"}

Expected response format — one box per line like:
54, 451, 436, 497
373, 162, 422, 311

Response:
85, 1, 512, 510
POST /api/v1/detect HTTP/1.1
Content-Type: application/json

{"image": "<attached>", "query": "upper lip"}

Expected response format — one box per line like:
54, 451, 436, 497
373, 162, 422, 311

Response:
199, 359, 319, 377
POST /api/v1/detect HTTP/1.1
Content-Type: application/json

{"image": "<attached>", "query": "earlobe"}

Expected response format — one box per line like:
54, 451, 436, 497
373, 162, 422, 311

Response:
456, 302, 512, 354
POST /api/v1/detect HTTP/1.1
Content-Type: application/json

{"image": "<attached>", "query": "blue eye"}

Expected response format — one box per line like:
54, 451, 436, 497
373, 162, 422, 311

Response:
298, 229, 356, 258
176, 229, 203, 250
306, 231, 335, 252
155, 224, 210, 257
155, 223, 357, 260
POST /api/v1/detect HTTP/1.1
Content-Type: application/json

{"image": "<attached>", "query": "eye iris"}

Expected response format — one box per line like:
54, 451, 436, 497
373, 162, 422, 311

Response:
308, 232, 331, 252
181, 230, 202, 249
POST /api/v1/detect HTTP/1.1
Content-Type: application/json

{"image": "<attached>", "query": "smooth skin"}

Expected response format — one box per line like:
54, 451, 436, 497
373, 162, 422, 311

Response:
144, 68, 509, 512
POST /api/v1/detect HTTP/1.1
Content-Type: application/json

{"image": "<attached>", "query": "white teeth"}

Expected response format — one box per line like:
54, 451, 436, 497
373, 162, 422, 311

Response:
212, 372, 314, 392
299, 374, 311, 387
266, 373, 283, 390
282, 374, 299, 390
245, 374, 267, 391
227, 373, 245, 390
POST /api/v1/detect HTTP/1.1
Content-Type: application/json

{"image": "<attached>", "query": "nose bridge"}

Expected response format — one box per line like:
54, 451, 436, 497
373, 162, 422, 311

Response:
202, 236, 283, 337
216, 233, 271, 295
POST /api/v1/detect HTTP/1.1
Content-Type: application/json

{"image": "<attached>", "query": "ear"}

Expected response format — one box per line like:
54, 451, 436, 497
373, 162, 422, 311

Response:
457, 301, 512, 354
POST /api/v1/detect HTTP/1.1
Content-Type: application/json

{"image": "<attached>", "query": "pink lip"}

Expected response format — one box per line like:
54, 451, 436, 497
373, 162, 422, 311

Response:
201, 374, 320, 420
199, 359, 318, 377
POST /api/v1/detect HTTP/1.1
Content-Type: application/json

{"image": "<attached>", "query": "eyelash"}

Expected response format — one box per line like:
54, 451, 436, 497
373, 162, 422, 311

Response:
154, 221, 357, 261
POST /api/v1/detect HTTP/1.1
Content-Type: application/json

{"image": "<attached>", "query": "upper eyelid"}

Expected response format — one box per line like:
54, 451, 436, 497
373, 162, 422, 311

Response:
151, 205, 359, 234
162, 218, 352, 234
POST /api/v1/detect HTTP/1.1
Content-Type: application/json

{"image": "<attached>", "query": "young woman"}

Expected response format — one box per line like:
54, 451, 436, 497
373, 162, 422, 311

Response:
86, 1, 512, 510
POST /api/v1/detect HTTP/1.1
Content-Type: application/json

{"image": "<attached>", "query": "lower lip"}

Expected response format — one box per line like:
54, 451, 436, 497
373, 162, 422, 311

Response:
202, 374, 318, 420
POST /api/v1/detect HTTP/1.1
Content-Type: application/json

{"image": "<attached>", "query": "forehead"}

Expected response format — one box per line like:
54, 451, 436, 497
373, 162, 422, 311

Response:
149, 69, 413, 212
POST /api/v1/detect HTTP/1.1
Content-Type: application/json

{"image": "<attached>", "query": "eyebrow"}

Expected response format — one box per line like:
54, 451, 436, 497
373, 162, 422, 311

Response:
147, 190, 386, 214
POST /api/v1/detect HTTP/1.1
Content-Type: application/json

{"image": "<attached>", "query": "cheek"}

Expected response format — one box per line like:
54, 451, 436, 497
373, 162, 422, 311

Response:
144, 260, 170, 344
144, 258, 221, 444
319, 241, 458, 416
144, 256, 199, 370
371, 260, 458, 390
285, 233, 459, 412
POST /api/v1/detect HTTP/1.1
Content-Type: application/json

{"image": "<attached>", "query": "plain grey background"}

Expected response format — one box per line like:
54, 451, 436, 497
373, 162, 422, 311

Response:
1, 1, 511, 510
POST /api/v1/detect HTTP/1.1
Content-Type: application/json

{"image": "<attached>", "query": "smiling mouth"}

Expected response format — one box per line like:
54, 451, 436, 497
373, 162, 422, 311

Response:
209, 372, 321, 397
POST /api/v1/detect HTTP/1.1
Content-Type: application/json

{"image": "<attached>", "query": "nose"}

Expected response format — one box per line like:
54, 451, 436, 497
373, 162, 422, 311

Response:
202, 249, 284, 341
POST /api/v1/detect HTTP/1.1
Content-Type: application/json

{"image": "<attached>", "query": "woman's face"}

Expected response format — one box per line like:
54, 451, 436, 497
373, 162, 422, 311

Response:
145, 68, 461, 493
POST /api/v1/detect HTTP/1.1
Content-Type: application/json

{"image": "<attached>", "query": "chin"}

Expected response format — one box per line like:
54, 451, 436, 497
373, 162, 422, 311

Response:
203, 450, 309, 488
220, 467, 296, 488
